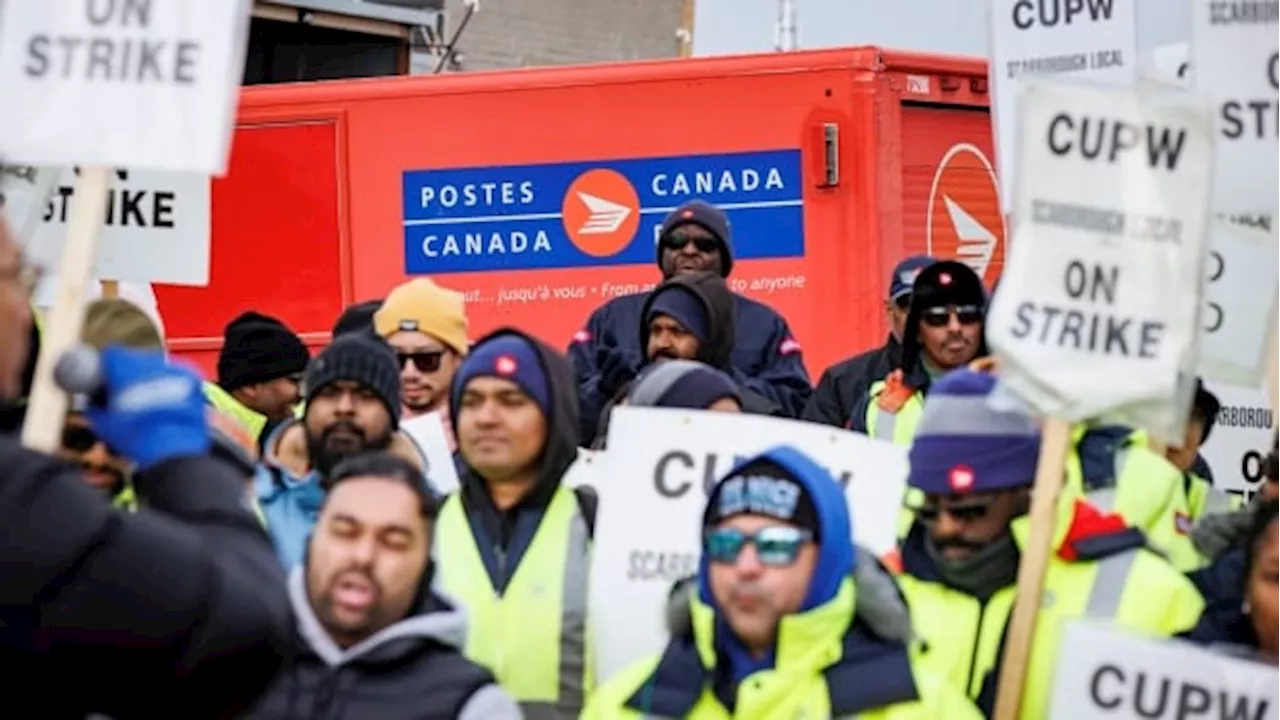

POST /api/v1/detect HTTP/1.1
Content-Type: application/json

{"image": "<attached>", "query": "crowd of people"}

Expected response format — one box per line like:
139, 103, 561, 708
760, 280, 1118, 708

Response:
0, 198, 1275, 718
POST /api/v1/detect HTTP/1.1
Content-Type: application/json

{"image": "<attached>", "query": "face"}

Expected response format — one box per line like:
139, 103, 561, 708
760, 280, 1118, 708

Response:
387, 330, 459, 416
707, 397, 742, 412
241, 374, 303, 421
659, 224, 723, 278
1247, 521, 1279, 657
304, 380, 394, 477
919, 489, 1027, 560
706, 515, 817, 654
916, 304, 983, 370
0, 218, 33, 400
647, 315, 700, 363
1167, 415, 1206, 473
457, 376, 547, 482
886, 294, 911, 342
58, 413, 129, 493
307, 477, 429, 648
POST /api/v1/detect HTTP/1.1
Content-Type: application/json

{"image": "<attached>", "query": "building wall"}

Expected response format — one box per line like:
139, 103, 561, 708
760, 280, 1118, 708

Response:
440, 0, 684, 70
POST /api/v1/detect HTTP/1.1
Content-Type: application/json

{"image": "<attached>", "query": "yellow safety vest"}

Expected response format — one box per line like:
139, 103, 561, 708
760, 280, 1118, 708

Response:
864, 379, 927, 538
202, 382, 267, 443
1184, 472, 1242, 521
898, 506, 1205, 718
1065, 427, 1205, 571
434, 485, 592, 719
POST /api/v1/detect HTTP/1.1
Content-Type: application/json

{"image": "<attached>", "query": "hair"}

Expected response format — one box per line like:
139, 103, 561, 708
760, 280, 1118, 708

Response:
323, 451, 439, 520
1265, 432, 1278, 483
1244, 500, 1279, 594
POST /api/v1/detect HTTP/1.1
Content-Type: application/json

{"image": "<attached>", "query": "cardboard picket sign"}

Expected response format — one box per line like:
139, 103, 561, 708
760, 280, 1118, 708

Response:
1200, 218, 1280, 387
399, 412, 461, 496
0, 1, 252, 175
1191, 0, 1279, 224
1200, 381, 1275, 496
985, 79, 1215, 444
587, 407, 908, 684
1049, 620, 1278, 719
986, 0, 1138, 212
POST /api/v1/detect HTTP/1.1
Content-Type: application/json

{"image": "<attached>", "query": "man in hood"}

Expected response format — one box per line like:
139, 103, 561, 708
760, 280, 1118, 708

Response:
889, 368, 1204, 718
570, 199, 811, 444
433, 328, 595, 718
257, 333, 427, 569
243, 451, 521, 720
205, 311, 310, 452
590, 360, 743, 449
804, 255, 934, 427
639, 272, 785, 417
583, 446, 979, 719
849, 260, 987, 444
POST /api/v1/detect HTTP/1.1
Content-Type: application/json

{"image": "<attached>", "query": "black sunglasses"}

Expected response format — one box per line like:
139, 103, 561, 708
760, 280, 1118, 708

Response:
662, 235, 719, 254
911, 499, 994, 524
62, 424, 105, 453
893, 294, 912, 311
397, 351, 445, 373
920, 304, 983, 328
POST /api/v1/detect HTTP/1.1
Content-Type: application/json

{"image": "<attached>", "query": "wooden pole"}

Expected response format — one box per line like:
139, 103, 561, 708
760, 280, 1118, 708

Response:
992, 417, 1071, 720
100, 279, 119, 298
21, 166, 111, 452
678, 0, 695, 58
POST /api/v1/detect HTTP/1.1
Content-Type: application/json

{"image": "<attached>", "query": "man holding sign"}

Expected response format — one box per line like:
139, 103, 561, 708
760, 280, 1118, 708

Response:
583, 446, 979, 719
890, 369, 1205, 718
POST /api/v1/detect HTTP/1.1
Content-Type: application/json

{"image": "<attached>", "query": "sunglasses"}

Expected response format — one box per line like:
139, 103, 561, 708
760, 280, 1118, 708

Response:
662, 235, 719, 254
704, 526, 813, 566
911, 499, 994, 524
397, 351, 445, 373
920, 304, 983, 328
893, 294, 912, 311
62, 424, 106, 453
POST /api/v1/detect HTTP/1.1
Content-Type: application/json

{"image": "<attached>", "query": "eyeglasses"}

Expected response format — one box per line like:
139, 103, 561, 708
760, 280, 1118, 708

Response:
920, 304, 983, 328
704, 526, 813, 566
662, 235, 719, 254
397, 350, 445, 373
62, 424, 105, 453
910, 499, 995, 524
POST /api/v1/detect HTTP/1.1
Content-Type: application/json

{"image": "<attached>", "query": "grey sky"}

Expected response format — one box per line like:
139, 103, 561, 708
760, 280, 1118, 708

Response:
693, 0, 1191, 58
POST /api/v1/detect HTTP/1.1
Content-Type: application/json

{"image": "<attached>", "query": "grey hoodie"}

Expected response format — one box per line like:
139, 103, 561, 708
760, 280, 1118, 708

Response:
241, 568, 523, 720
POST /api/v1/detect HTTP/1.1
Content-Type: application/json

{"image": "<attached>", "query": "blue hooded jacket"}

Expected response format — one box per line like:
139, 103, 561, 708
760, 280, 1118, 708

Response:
698, 445, 855, 682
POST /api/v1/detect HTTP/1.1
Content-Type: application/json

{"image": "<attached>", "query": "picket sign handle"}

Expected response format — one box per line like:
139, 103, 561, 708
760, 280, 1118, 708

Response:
992, 417, 1071, 720
100, 279, 119, 298
20, 166, 111, 453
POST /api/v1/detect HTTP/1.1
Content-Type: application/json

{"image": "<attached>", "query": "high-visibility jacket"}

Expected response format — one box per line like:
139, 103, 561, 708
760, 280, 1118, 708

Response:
1183, 471, 1243, 521
893, 499, 1205, 718
434, 484, 592, 720
582, 579, 982, 720
864, 371, 927, 446
1066, 425, 1205, 570
202, 382, 267, 445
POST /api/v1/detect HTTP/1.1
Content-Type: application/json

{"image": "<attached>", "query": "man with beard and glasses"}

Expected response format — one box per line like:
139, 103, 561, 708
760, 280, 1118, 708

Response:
374, 278, 470, 450
636, 272, 784, 416
243, 452, 521, 719
888, 368, 1205, 718
256, 333, 427, 569
570, 199, 810, 445
804, 255, 934, 427
849, 260, 987, 444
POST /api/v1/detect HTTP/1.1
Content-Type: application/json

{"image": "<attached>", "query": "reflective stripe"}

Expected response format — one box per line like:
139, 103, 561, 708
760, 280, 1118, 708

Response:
913, 393, 1039, 438
557, 508, 591, 716
1201, 487, 1236, 514
518, 702, 568, 720
1085, 448, 1129, 511
1084, 550, 1138, 618
873, 407, 898, 442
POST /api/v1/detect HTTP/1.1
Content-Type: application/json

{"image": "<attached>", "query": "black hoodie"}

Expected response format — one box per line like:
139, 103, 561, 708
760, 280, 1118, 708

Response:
449, 328, 587, 590
638, 273, 784, 417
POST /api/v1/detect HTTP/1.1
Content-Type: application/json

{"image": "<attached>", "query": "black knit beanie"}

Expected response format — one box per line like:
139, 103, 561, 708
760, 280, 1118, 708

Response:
305, 334, 402, 428
218, 311, 310, 391
332, 299, 383, 339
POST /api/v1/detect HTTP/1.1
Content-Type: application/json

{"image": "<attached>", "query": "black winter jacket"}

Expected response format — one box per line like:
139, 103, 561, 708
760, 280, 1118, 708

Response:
802, 335, 902, 427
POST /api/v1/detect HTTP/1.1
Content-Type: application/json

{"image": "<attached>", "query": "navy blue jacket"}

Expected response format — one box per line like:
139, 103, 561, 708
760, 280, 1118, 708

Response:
569, 290, 811, 443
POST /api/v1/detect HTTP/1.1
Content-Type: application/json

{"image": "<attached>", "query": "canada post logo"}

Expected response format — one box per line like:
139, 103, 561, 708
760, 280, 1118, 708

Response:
401, 150, 804, 274
926, 143, 1006, 287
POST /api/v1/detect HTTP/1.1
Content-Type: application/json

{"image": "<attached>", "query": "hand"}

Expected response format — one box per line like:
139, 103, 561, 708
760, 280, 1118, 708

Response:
86, 346, 210, 471
596, 347, 638, 399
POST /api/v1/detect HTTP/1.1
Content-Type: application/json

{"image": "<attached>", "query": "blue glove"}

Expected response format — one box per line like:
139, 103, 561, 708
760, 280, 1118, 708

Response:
86, 346, 210, 471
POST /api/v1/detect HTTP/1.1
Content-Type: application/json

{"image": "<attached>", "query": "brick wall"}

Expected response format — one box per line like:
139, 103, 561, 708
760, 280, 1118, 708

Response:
439, 0, 684, 70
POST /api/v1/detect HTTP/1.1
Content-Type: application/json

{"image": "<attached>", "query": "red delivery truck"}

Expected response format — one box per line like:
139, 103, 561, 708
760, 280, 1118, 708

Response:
153, 45, 1005, 380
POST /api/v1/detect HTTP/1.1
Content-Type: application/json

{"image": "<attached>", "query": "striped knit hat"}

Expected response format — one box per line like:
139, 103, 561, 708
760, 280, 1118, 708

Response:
907, 368, 1041, 495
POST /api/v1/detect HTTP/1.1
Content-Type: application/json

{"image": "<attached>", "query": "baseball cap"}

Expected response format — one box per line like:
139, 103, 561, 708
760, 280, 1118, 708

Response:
890, 256, 935, 301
